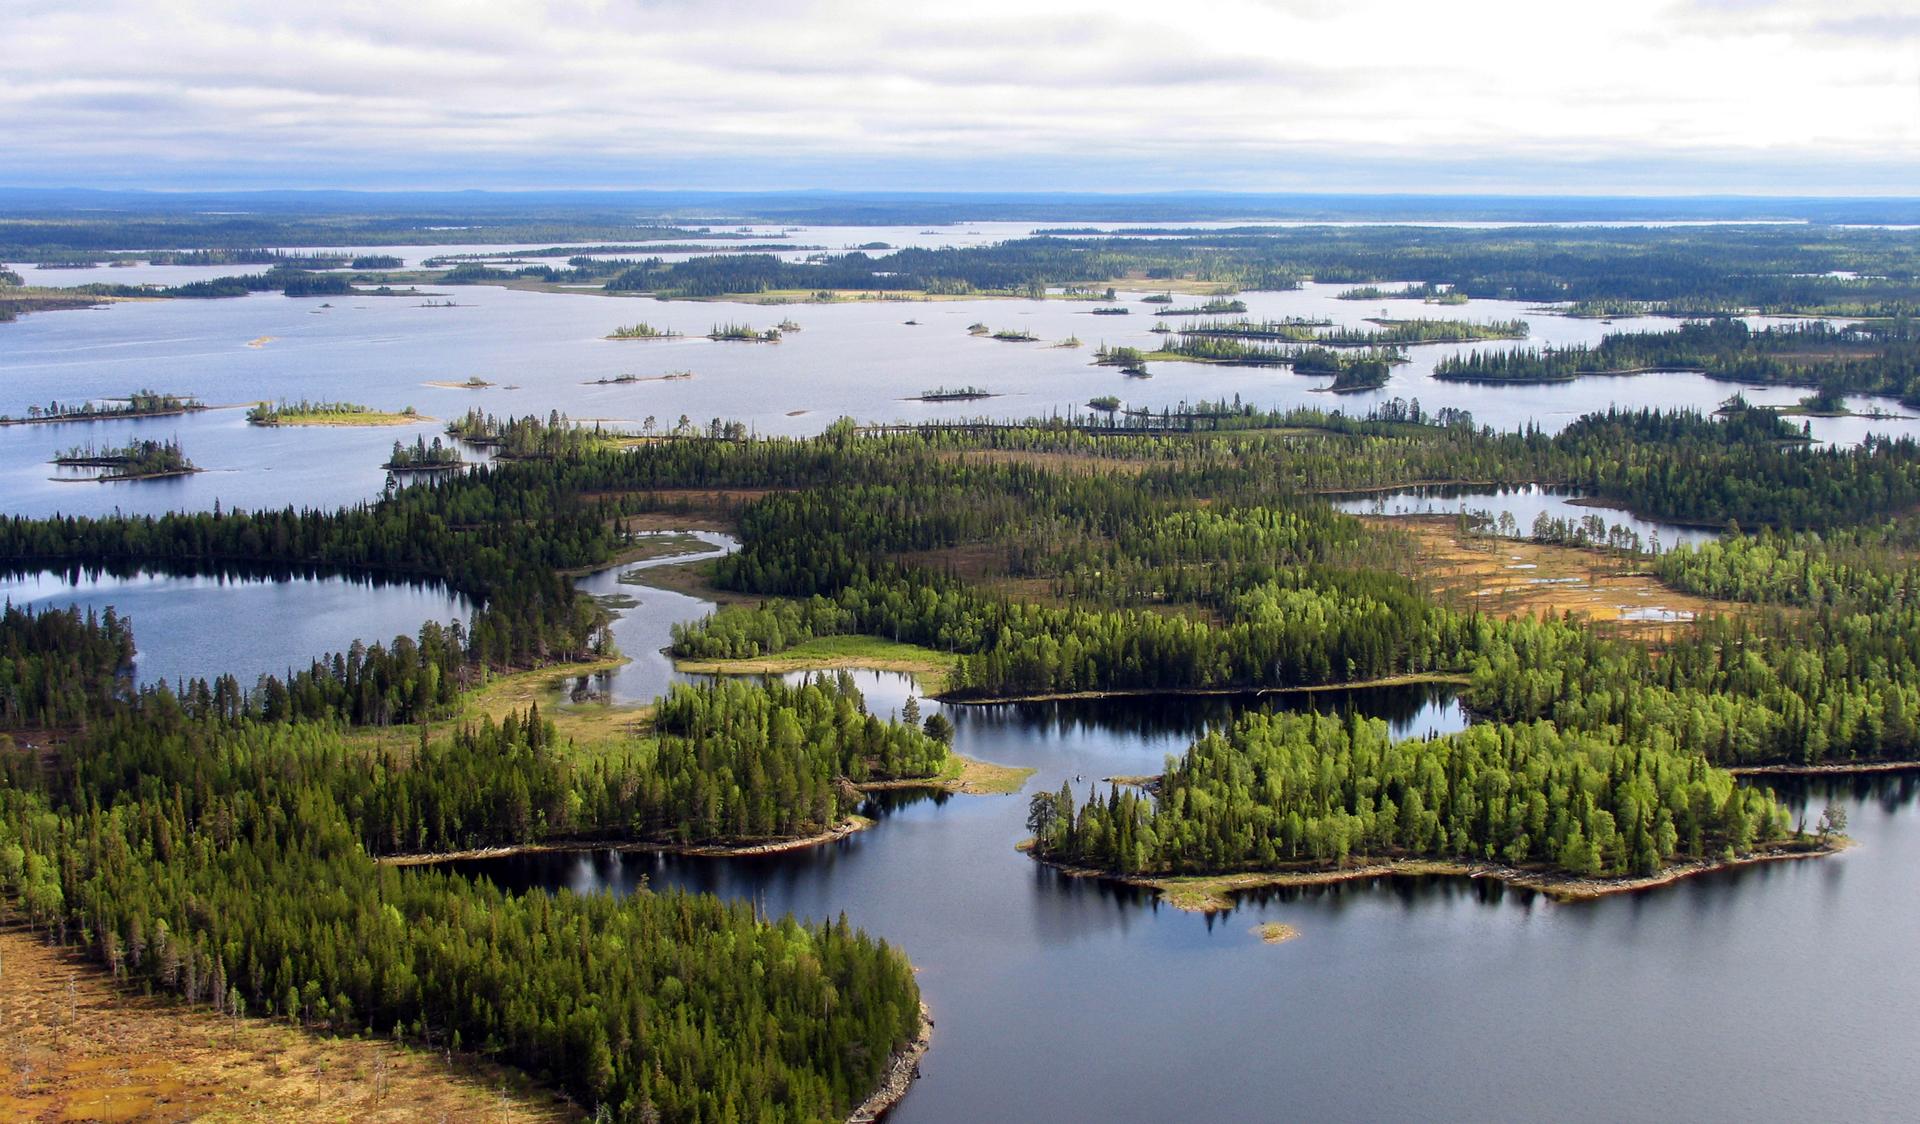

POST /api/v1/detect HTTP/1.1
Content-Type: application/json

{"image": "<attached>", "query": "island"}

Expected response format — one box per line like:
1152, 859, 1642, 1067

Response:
1020, 710, 1841, 910
708, 321, 782, 342
910, 385, 998, 402
51, 437, 199, 480
247, 399, 424, 426
606, 321, 683, 340
1, 388, 205, 426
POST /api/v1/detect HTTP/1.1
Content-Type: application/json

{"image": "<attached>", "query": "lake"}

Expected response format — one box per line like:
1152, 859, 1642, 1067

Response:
460, 674, 1919, 1123
5, 271, 1910, 520
0, 566, 469, 688
1331, 483, 1721, 552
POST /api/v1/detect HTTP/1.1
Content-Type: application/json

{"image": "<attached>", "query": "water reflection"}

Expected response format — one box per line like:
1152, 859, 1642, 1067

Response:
1330, 483, 1717, 552
0, 565, 469, 687
444, 692, 1918, 1122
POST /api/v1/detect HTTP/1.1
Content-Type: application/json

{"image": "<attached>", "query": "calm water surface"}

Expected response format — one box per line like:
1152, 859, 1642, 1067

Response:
1332, 483, 1721, 552
5, 273, 1909, 520
0, 567, 468, 688
463, 676, 1917, 1123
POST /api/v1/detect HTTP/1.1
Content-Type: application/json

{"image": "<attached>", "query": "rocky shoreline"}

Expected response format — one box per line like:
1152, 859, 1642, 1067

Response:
848, 1002, 933, 1123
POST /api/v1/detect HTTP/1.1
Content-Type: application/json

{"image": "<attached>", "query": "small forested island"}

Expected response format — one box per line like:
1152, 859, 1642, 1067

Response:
912, 386, 997, 401
1557, 298, 1659, 319
986, 328, 1039, 342
1087, 395, 1122, 411
1159, 297, 1248, 316
1, 388, 204, 425
587, 370, 694, 385
51, 437, 199, 480
247, 399, 423, 426
1090, 306, 1130, 315
1092, 343, 1153, 373
1335, 282, 1459, 302
606, 321, 683, 340
1320, 355, 1397, 393
1349, 317, 1528, 344
1179, 317, 1332, 341
707, 321, 782, 342
383, 434, 465, 472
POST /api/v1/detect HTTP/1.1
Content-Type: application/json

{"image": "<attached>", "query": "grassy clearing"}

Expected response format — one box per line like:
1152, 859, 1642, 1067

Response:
674, 636, 958, 696
1372, 515, 1741, 642
336, 660, 655, 763
464, 658, 654, 748
557, 531, 725, 576
0, 924, 578, 1124
618, 554, 761, 606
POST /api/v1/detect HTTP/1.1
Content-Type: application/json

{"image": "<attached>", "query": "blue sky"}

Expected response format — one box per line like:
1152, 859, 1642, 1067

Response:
3, 0, 1917, 193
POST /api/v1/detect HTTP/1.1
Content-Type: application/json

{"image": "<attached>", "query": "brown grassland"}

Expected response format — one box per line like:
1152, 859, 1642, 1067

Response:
0, 924, 578, 1124
1366, 515, 1741, 642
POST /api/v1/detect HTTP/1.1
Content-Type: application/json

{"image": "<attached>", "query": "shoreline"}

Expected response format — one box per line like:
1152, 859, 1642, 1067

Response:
0, 405, 210, 427
847, 1002, 933, 1124
377, 814, 874, 866
1730, 759, 1920, 777
251, 412, 428, 427
857, 753, 1035, 797
49, 466, 202, 482
934, 671, 1470, 706
1027, 839, 1846, 911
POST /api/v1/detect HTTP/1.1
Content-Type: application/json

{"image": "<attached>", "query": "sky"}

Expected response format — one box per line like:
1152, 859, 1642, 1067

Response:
2, 0, 1917, 194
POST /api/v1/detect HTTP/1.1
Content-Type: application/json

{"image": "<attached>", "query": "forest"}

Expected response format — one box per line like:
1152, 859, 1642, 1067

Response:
7, 382, 1920, 1116
1435, 318, 1920, 404
0, 594, 936, 1120
1027, 713, 1790, 877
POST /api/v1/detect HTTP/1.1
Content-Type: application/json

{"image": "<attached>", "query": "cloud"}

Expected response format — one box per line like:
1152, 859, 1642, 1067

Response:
0, 0, 1913, 192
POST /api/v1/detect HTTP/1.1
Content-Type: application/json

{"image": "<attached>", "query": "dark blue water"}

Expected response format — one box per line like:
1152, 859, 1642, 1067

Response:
459, 690, 1918, 1124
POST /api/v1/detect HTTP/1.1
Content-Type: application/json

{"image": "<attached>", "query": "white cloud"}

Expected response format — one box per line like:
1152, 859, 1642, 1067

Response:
0, 0, 1915, 191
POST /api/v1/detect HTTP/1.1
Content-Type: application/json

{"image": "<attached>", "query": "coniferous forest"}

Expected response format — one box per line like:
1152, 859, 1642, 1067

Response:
7, 349, 1920, 1116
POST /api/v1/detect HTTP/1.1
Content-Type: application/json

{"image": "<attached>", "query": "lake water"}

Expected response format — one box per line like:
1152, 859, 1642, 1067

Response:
1331, 483, 1721, 552
0, 566, 468, 688
6, 268, 1911, 520
460, 671, 1919, 1123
